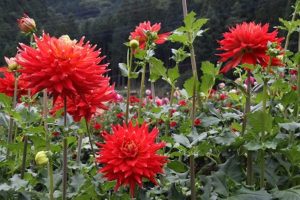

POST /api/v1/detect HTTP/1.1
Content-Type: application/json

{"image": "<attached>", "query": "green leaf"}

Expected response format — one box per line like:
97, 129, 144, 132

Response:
200, 74, 214, 95
70, 173, 85, 192
149, 57, 167, 82
193, 18, 208, 33
244, 141, 263, 151
10, 174, 28, 190
167, 66, 180, 84
281, 91, 298, 107
173, 134, 190, 148
273, 188, 300, 200
184, 11, 196, 30
226, 188, 272, 200
0, 93, 12, 108
168, 33, 189, 45
248, 111, 272, 134
201, 61, 216, 75
279, 122, 300, 132
118, 63, 129, 77
184, 76, 199, 97
167, 160, 188, 173
201, 116, 220, 127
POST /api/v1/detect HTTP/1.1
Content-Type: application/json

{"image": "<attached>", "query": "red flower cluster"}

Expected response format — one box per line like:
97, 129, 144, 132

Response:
0, 68, 29, 99
51, 83, 116, 122
130, 21, 170, 49
16, 34, 108, 101
218, 22, 283, 73
96, 122, 167, 197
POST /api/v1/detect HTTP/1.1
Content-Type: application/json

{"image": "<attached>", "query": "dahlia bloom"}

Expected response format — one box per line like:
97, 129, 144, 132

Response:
51, 80, 116, 122
0, 68, 29, 98
218, 22, 283, 73
96, 122, 167, 197
130, 21, 170, 49
16, 34, 108, 101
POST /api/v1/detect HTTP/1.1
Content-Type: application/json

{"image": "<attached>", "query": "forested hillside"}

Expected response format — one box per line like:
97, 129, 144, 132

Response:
0, 0, 295, 87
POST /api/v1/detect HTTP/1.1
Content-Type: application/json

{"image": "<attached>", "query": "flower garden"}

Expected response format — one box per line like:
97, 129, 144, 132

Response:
1, 1, 300, 200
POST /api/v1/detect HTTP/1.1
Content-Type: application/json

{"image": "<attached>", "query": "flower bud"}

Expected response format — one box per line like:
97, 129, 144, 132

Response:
145, 89, 151, 96
218, 82, 225, 89
17, 14, 36, 34
35, 151, 49, 165
5, 57, 20, 71
129, 39, 139, 49
59, 35, 76, 46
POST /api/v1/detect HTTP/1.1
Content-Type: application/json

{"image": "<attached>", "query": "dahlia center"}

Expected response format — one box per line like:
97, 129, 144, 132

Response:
121, 140, 138, 158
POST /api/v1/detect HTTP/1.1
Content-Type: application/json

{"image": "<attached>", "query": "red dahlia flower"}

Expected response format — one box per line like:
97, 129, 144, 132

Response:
0, 68, 29, 99
130, 21, 170, 49
218, 22, 283, 73
51, 81, 116, 122
16, 34, 108, 101
96, 122, 167, 197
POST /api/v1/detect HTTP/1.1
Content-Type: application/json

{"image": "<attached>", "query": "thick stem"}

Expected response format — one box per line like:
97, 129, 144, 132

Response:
137, 63, 146, 119
125, 49, 133, 124
189, 155, 196, 200
259, 149, 265, 188
182, 1, 198, 199
62, 96, 68, 200
20, 135, 28, 179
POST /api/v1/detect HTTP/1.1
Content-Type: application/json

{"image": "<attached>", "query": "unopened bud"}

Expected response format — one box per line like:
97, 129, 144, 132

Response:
129, 39, 139, 49
17, 14, 36, 34
35, 151, 49, 165
5, 57, 20, 71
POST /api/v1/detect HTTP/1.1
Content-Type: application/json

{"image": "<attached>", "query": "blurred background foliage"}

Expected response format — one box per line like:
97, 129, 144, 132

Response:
0, 0, 295, 90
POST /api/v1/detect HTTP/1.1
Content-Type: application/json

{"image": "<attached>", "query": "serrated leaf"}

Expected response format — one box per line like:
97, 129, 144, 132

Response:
169, 33, 189, 45
149, 57, 167, 82
167, 66, 180, 84
184, 76, 200, 97
184, 11, 196, 30
248, 111, 272, 134
201, 61, 216, 75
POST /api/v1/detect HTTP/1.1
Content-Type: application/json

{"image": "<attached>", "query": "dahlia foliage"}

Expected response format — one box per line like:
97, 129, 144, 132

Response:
16, 34, 108, 100
96, 122, 167, 197
130, 21, 170, 49
218, 22, 283, 73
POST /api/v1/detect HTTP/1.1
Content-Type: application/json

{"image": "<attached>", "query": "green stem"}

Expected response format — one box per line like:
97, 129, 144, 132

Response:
182, 0, 198, 199
76, 134, 83, 164
7, 73, 18, 158
125, 49, 133, 124
42, 90, 54, 200
295, 31, 300, 118
62, 96, 68, 200
243, 72, 253, 185
259, 76, 268, 189
137, 63, 146, 120
85, 120, 97, 167
20, 135, 28, 179
284, 1, 299, 51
